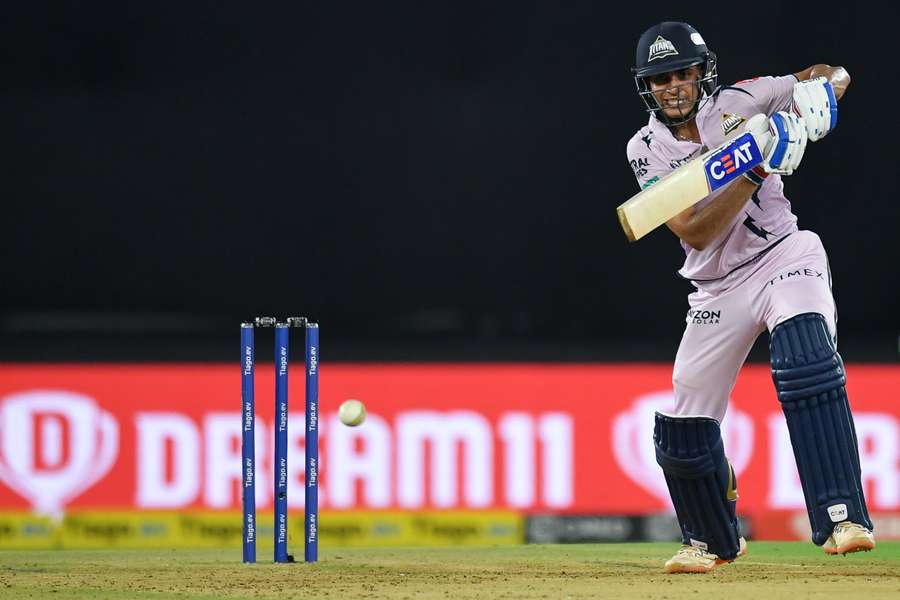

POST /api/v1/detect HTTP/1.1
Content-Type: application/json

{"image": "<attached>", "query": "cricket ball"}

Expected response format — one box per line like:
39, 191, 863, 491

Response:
338, 399, 366, 427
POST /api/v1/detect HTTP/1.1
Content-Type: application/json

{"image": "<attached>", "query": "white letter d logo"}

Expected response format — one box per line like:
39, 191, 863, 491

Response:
0, 390, 119, 515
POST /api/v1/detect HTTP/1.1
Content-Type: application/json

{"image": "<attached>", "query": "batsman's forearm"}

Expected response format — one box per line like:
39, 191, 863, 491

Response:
819, 66, 850, 100
666, 178, 759, 250
798, 64, 851, 100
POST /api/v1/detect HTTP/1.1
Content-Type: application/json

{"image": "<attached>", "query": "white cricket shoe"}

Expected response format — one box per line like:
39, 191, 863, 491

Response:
823, 521, 875, 555
664, 537, 747, 574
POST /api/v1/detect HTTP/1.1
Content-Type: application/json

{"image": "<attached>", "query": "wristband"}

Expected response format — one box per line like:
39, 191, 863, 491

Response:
743, 165, 768, 186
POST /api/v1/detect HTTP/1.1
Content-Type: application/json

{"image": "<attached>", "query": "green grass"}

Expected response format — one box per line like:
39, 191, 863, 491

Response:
2, 542, 899, 599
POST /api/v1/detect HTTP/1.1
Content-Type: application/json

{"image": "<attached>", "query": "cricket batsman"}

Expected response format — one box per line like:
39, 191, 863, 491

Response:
625, 21, 875, 573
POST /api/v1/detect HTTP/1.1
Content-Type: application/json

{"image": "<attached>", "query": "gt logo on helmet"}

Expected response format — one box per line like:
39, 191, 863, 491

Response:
648, 36, 679, 62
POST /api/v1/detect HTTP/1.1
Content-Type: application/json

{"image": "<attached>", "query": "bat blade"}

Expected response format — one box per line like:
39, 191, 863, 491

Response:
617, 130, 768, 242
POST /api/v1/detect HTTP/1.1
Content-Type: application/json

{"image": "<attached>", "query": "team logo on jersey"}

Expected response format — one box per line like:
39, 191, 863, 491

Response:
647, 36, 678, 62
721, 113, 746, 135
704, 133, 763, 191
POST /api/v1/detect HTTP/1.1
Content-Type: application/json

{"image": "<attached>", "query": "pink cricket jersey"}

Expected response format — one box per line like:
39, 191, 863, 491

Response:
626, 75, 799, 283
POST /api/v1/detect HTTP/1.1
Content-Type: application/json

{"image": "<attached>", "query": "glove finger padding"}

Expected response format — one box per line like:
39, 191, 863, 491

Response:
743, 113, 769, 136
794, 113, 809, 169
763, 111, 808, 175
792, 77, 836, 141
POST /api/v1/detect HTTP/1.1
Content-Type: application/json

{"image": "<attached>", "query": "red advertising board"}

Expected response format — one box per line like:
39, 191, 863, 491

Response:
1, 363, 898, 520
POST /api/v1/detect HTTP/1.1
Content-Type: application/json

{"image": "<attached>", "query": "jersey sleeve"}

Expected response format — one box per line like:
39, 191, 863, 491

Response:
733, 75, 797, 116
625, 134, 671, 191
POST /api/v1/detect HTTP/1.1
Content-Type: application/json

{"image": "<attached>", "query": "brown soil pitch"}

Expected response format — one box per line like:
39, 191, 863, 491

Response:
2, 542, 898, 599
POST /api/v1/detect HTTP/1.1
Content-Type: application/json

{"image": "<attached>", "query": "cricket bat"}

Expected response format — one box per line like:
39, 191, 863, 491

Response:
617, 128, 771, 242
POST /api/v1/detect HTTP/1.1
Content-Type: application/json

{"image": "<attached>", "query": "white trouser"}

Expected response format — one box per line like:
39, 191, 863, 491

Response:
673, 231, 836, 422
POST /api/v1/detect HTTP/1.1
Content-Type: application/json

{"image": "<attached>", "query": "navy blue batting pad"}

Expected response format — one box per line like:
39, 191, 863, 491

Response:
654, 413, 742, 560
770, 312, 873, 545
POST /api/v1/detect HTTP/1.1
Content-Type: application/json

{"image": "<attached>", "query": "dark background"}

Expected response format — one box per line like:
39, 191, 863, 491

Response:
3, 2, 898, 361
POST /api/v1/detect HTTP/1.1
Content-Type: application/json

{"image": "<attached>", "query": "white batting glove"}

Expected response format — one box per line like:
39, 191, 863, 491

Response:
743, 112, 808, 178
792, 77, 837, 141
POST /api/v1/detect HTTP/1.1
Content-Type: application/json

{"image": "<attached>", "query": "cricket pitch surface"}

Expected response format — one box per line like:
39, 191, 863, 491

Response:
3, 542, 898, 599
